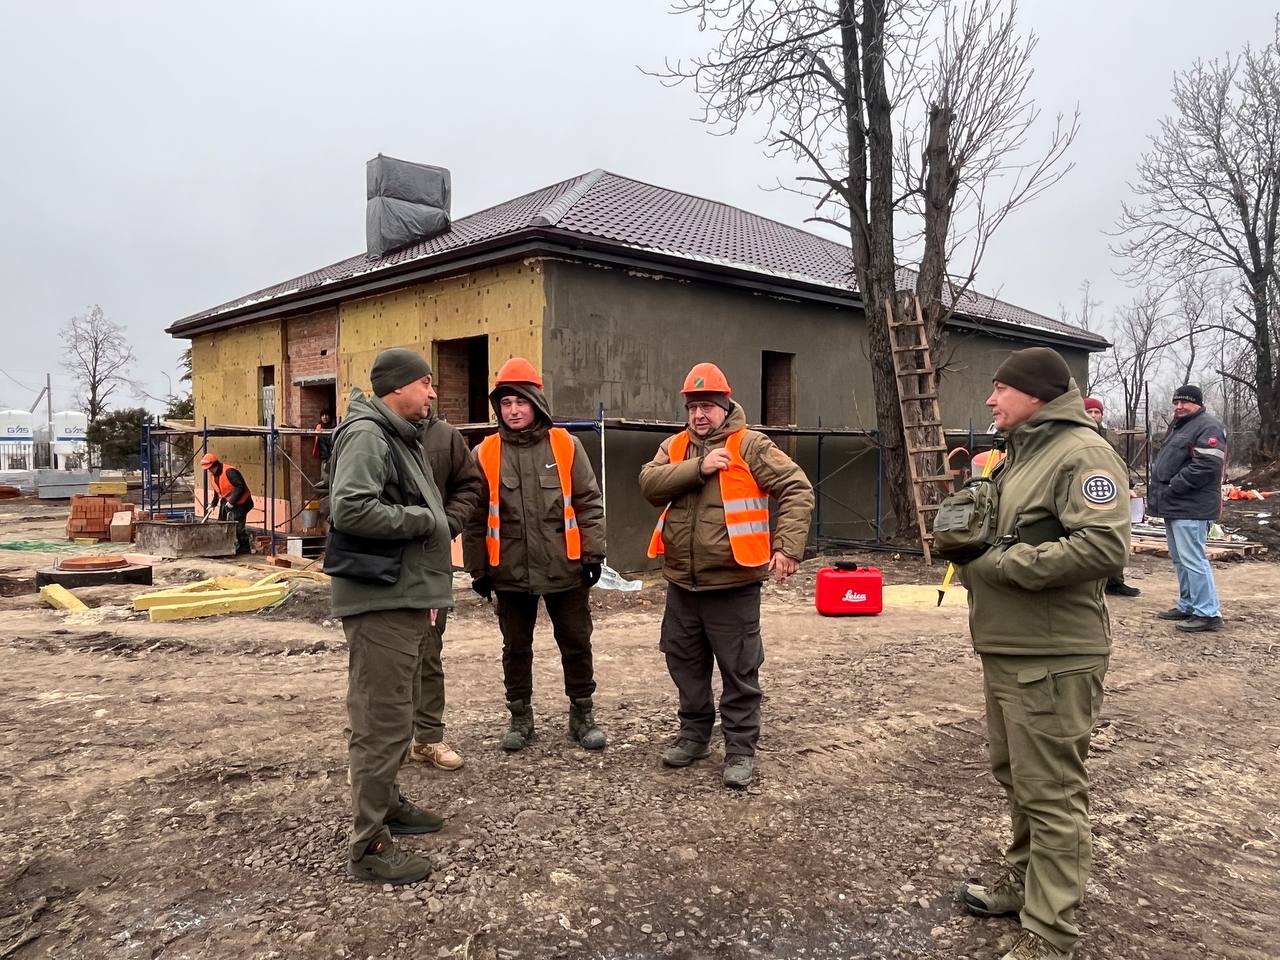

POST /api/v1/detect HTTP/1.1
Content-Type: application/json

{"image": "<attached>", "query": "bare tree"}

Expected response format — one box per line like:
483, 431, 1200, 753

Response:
655, 0, 1076, 537
61, 305, 135, 425
1113, 25, 1280, 458
1099, 290, 1169, 431
1059, 279, 1112, 395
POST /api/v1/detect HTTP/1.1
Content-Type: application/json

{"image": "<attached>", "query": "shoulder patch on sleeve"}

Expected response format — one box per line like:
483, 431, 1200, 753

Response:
1081, 471, 1119, 507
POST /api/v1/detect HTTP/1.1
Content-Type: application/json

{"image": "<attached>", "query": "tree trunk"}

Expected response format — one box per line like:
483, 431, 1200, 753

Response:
1251, 287, 1279, 458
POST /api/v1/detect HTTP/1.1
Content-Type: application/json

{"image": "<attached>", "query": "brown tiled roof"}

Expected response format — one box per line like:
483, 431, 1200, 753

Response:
172, 170, 1103, 346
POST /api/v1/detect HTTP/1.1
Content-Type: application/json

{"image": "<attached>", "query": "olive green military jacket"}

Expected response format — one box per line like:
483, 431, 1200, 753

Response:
328, 389, 454, 618
961, 386, 1131, 656
639, 402, 814, 592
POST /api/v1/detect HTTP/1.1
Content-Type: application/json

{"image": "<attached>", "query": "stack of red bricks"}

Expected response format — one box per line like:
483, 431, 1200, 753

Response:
66, 495, 136, 542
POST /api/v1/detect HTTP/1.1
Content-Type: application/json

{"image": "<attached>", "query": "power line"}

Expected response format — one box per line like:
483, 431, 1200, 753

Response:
0, 369, 41, 392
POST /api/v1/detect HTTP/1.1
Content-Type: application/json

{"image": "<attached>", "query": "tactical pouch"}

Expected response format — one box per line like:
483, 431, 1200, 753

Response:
932, 477, 1000, 564
323, 525, 407, 584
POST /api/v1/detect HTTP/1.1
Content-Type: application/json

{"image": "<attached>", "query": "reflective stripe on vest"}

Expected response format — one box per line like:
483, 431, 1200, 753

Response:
647, 429, 771, 567
213, 463, 251, 506
476, 427, 581, 568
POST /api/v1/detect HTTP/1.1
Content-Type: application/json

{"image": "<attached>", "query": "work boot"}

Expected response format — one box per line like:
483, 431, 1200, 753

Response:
958, 868, 1024, 917
662, 738, 711, 768
1175, 614, 1224, 632
501, 699, 535, 752
384, 797, 444, 835
408, 741, 465, 771
1000, 930, 1072, 960
568, 697, 607, 751
1105, 581, 1140, 597
722, 755, 755, 788
348, 838, 430, 886
1156, 607, 1192, 620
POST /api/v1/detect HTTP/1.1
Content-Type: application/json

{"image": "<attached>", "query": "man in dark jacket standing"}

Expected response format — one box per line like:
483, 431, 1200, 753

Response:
1147, 384, 1226, 632
463, 357, 607, 753
639, 362, 813, 789
405, 410, 483, 771
328, 347, 453, 886
957, 348, 1130, 960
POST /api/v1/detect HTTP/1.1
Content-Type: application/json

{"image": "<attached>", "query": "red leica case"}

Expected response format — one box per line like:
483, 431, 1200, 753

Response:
815, 564, 883, 616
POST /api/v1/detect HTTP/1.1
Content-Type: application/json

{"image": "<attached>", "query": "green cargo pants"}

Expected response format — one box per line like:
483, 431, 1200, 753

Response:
344, 608, 433, 861
412, 607, 449, 746
980, 652, 1107, 954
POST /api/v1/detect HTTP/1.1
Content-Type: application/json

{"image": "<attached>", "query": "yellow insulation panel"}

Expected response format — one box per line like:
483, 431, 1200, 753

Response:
191, 320, 287, 499
338, 261, 546, 415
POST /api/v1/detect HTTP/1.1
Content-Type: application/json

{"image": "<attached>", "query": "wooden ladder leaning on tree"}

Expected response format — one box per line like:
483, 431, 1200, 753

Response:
885, 295, 953, 565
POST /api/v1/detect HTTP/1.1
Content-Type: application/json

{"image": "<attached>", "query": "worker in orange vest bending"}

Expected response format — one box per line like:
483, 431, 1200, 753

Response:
639, 362, 813, 788
463, 357, 607, 752
201, 453, 254, 555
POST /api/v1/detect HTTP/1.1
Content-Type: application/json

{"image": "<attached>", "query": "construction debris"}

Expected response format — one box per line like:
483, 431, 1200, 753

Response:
66, 495, 135, 542
38, 583, 87, 611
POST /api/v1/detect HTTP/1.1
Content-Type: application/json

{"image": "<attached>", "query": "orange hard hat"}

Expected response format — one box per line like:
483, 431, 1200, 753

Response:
200, 453, 220, 470
494, 357, 543, 389
681, 362, 732, 396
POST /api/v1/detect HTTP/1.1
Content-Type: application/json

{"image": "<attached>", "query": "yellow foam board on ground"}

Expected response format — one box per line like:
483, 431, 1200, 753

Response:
73, 537, 99, 546
131, 577, 255, 610
147, 584, 289, 622
40, 583, 88, 611
87, 481, 128, 495
883, 583, 968, 608
253, 569, 328, 587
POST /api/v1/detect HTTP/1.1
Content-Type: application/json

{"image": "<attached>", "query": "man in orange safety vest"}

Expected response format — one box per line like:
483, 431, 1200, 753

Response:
463, 357, 608, 753
639, 362, 813, 788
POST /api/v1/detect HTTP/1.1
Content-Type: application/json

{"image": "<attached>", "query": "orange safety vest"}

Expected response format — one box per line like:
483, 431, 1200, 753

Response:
476, 428, 581, 567
213, 463, 252, 506
647, 429, 771, 567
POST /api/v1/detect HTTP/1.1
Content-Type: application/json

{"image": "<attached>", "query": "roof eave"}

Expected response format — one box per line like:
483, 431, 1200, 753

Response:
168, 229, 1107, 351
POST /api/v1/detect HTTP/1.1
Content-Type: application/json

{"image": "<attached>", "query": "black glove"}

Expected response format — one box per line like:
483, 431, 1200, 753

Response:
471, 575, 493, 602
582, 562, 603, 588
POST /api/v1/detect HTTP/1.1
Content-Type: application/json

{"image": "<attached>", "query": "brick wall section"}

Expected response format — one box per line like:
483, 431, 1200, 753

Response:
762, 351, 794, 426
434, 339, 472, 424
283, 309, 338, 525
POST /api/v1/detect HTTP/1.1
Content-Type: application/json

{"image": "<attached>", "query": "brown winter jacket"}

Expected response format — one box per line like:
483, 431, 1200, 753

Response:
462, 383, 605, 594
420, 414, 484, 539
639, 402, 814, 591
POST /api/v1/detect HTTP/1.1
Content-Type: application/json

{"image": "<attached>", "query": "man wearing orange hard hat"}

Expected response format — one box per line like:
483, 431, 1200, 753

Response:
463, 357, 608, 753
639, 361, 813, 788
200, 452, 254, 555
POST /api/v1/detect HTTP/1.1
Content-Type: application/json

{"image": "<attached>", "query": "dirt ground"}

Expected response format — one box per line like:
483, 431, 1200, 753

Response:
1, 500, 1277, 960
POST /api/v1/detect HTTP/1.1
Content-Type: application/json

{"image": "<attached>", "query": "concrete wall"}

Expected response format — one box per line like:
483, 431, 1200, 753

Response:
541, 260, 871, 426
941, 329, 1092, 428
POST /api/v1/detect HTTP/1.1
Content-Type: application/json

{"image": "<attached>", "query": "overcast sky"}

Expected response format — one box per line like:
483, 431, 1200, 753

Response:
0, 1, 1273, 415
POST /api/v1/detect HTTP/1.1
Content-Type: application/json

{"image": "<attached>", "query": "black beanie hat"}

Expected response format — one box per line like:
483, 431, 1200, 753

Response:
993, 347, 1072, 402
371, 348, 432, 396
1172, 384, 1203, 405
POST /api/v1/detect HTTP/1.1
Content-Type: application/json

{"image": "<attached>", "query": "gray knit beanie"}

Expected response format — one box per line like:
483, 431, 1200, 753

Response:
371, 348, 432, 396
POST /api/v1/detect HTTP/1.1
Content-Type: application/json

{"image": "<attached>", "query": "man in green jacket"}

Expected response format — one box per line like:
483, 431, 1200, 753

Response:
462, 357, 607, 753
639, 362, 813, 789
957, 348, 1130, 960
328, 348, 454, 886
404, 410, 484, 772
